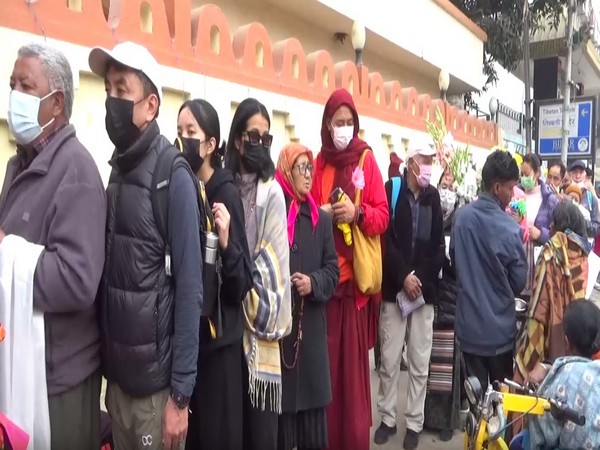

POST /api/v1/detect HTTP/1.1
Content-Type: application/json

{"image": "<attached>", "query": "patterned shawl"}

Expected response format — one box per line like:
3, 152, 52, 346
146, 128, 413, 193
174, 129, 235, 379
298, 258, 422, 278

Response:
529, 356, 600, 449
515, 230, 590, 383
242, 178, 292, 413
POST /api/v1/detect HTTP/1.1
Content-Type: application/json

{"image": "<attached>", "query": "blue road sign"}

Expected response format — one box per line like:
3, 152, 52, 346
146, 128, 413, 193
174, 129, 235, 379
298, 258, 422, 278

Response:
537, 98, 594, 157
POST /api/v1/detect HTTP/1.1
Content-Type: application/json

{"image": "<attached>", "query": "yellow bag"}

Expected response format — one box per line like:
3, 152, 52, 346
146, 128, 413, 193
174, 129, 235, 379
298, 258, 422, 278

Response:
352, 149, 383, 295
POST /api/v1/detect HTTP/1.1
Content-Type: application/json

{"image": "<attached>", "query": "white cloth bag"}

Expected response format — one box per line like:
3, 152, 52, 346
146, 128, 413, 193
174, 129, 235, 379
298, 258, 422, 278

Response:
0, 235, 49, 449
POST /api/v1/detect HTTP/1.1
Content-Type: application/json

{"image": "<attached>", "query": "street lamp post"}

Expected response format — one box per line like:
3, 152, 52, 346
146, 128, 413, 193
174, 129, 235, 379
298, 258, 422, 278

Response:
351, 21, 366, 65
560, 0, 575, 165
523, 0, 533, 153
489, 96, 499, 122
351, 21, 366, 94
438, 69, 449, 102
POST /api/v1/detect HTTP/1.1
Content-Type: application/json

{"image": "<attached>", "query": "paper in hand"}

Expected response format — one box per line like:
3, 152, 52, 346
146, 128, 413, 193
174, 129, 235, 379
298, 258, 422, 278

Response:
396, 289, 425, 318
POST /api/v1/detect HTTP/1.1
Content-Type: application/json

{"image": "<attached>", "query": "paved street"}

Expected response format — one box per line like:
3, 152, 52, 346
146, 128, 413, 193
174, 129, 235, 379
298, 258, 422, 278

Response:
368, 352, 463, 450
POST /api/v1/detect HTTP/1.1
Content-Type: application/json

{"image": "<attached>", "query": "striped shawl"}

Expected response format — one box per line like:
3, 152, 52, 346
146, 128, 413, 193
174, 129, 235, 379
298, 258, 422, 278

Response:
243, 178, 292, 413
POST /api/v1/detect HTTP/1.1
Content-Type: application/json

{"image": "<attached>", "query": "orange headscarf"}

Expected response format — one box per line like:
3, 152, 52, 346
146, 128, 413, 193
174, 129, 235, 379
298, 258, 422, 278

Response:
275, 143, 319, 246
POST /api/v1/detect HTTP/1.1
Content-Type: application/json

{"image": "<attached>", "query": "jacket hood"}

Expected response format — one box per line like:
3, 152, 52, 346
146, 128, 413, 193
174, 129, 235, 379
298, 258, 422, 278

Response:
205, 167, 235, 199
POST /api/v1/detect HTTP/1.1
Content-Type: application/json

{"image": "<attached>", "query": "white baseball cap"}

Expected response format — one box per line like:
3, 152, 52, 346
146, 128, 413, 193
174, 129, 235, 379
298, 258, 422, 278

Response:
88, 41, 163, 102
407, 145, 437, 159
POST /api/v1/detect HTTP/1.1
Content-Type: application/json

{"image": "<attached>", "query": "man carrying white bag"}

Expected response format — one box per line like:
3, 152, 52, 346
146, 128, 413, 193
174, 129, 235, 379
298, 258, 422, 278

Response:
0, 42, 106, 449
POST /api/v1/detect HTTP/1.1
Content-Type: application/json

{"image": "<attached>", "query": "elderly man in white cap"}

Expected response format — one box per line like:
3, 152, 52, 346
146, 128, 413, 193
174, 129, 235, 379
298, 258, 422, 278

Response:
375, 145, 445, 450
89, 42, 203, 450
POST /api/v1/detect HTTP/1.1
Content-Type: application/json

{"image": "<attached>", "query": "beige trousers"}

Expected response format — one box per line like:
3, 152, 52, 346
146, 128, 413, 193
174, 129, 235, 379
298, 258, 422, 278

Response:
106, 382, 185, 450
377, 301, 434, 432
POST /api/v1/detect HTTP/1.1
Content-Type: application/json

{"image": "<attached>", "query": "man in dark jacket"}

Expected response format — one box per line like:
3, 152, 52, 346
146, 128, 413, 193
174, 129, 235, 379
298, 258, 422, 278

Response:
451, 150, 527, 394
375, 146, 445, 450
1, 43, 106, 449
89, 42, 203, 450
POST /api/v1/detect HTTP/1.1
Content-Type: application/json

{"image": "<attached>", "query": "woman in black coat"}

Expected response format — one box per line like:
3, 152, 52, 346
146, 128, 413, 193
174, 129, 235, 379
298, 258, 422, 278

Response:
274, 143, 340, 450
176, 99, 253, 450
423, 170, 462, 441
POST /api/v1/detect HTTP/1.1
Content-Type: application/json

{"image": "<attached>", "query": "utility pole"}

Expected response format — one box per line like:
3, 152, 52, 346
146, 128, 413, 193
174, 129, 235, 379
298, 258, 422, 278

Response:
523, 0, 533, 153
560, 0, 575, 165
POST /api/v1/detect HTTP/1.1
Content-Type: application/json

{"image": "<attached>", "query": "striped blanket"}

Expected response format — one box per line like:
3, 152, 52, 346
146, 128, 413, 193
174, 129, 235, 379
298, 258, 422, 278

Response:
427, 328, 455, 393
242, 178, 292, 413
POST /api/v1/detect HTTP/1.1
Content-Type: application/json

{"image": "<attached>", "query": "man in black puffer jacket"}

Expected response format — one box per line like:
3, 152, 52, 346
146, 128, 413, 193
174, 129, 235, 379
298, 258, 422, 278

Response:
90, 41, 203, 450
423, 171, 461, 442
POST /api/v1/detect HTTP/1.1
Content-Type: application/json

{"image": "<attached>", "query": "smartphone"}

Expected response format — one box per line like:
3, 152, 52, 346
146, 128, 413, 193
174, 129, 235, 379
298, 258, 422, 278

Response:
329, 187, 344, 204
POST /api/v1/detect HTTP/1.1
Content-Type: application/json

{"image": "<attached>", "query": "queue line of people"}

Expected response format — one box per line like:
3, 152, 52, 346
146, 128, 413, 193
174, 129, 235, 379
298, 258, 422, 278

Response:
0, 40, 388, 450
4, 38, 600, 450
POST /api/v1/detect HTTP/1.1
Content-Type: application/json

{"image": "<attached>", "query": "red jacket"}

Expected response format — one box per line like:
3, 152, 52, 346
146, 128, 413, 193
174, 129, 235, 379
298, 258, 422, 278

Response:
311, 150, 389, 309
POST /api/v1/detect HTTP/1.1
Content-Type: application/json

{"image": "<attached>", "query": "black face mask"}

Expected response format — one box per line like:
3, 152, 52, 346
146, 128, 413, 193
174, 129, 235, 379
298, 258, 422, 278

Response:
175, 137, 204, 173
105, 97, 141, 152
241, 142, 270, 174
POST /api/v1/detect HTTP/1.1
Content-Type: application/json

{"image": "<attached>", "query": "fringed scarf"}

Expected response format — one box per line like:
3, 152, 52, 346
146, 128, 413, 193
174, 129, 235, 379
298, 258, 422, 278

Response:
242, 178, 292, 413
515, 230, 590, 383
274, 143, 319, 247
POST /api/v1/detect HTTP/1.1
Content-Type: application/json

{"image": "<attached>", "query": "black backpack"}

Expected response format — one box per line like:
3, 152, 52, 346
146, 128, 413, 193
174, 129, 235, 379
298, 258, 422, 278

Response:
150, 145, 222, 338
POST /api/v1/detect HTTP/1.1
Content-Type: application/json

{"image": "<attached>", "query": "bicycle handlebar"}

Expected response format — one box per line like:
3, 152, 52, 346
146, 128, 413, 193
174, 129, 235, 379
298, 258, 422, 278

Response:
550, 399, 586, 426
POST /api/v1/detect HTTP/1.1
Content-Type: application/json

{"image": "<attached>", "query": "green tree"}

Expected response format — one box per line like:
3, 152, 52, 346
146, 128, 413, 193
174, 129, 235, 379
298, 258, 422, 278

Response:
450, 0, 566, 88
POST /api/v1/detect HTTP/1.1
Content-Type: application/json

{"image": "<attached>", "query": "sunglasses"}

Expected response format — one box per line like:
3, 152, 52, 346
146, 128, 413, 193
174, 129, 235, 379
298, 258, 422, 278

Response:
293, 162, 314, 176
243, 130, 273, 149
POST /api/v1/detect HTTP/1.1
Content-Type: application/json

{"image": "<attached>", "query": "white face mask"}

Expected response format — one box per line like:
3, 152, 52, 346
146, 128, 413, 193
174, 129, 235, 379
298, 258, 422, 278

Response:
439, 188, 457, 215
331, 125, 354, 151
8, 90, 56, 146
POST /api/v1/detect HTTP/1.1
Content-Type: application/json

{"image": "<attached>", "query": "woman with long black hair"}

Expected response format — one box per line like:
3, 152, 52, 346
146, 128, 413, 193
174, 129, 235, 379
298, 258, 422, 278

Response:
176, 99, 253, 450
225, 98, 292, 450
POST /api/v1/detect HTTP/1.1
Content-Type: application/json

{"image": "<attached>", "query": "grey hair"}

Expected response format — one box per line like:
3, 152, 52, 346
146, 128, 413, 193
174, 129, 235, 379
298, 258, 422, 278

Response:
17, 43, 74, 120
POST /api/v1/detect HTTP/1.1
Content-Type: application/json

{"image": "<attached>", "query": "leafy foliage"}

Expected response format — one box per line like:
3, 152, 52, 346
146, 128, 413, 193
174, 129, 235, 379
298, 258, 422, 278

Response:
450, 0, 566, 88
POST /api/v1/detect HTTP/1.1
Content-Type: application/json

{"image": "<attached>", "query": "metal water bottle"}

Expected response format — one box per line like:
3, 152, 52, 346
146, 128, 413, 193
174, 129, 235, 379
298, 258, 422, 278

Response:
205, 231, 219, 265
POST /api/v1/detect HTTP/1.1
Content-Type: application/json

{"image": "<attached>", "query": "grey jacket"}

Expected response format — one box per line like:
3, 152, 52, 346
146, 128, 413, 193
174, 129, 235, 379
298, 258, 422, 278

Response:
580, 188, 600, 238
451, 194, 527, 356
0, 125, 106, 395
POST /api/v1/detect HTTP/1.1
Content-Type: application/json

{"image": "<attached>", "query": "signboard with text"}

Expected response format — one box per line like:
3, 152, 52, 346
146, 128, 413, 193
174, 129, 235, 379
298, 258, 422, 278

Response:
535, 97, 596, 158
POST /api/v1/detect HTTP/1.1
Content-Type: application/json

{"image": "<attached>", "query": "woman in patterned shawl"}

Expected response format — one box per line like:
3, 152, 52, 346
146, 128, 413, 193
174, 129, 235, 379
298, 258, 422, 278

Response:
515, 201, 590, 383
510, 201, 590, 437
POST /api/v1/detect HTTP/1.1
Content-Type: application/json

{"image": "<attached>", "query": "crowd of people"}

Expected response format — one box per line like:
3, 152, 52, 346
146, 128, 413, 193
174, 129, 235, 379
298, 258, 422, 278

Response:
2, 39, 600, 450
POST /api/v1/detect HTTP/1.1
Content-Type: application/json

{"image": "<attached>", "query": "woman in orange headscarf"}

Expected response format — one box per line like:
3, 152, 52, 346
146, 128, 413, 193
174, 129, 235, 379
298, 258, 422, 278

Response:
275, 143, 339, 450
311, 88, 389, 450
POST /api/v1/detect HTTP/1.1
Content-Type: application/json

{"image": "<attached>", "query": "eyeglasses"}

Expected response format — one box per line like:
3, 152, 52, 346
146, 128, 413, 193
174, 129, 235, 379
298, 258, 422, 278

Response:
243, 130, 273, 149
293, 162, 314, 176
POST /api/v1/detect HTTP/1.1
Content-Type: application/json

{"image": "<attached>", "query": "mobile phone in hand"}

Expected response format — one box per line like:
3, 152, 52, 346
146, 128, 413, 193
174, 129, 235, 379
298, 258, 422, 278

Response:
329, 187, 344, 204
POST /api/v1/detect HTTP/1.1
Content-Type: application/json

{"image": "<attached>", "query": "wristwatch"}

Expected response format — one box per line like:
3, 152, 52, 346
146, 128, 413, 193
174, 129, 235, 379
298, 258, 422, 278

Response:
170, 389, 190, 410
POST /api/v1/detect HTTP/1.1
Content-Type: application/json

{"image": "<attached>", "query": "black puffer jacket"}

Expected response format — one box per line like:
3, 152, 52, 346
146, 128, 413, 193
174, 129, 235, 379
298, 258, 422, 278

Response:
101, 122, 175, 397
436, 205, 458, 327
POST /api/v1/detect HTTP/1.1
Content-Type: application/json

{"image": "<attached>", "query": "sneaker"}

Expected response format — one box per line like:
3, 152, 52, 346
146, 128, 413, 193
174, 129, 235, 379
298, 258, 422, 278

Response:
374, 422, 397, 445
403, 429, 419, 450
439, 429, 453, 441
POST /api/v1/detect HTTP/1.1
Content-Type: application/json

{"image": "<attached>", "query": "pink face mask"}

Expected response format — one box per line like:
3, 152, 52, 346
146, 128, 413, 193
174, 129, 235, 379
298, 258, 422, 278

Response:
414, 162, 432, 188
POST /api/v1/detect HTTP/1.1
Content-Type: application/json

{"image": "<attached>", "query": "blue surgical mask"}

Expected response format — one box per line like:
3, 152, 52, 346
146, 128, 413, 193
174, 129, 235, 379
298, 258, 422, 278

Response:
8, 90, 56, 146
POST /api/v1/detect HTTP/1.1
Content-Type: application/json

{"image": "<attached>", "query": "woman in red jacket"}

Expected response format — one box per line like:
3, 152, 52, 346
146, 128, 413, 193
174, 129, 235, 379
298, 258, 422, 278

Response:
311, 88, 389, 450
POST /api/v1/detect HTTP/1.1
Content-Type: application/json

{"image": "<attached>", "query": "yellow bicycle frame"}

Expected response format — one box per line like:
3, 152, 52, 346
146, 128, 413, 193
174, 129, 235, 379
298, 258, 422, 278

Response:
464, 385, 551, 450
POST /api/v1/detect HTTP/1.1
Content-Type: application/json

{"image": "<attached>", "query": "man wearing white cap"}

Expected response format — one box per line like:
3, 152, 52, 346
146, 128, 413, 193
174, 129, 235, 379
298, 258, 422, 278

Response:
89, 42, 203, 450
376, 145, 445, 449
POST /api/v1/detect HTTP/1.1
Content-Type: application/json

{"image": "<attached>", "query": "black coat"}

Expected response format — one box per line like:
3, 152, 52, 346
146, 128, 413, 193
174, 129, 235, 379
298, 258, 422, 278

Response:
281, 200, 340, 413
202, 168, 253, 352
382, 171, 445, 304
436, 206, 458, 326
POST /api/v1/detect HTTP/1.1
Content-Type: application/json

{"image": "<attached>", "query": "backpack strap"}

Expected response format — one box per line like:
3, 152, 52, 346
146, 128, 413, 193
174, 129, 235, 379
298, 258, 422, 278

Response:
390, 176, 402, 222
151, 145, 206, 276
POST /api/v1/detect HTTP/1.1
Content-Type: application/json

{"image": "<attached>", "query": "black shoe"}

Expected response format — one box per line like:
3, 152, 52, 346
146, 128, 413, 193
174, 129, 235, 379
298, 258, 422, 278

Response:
403, 429, 419, 450
374, 422, 397, 445
439, 429, 453, 441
